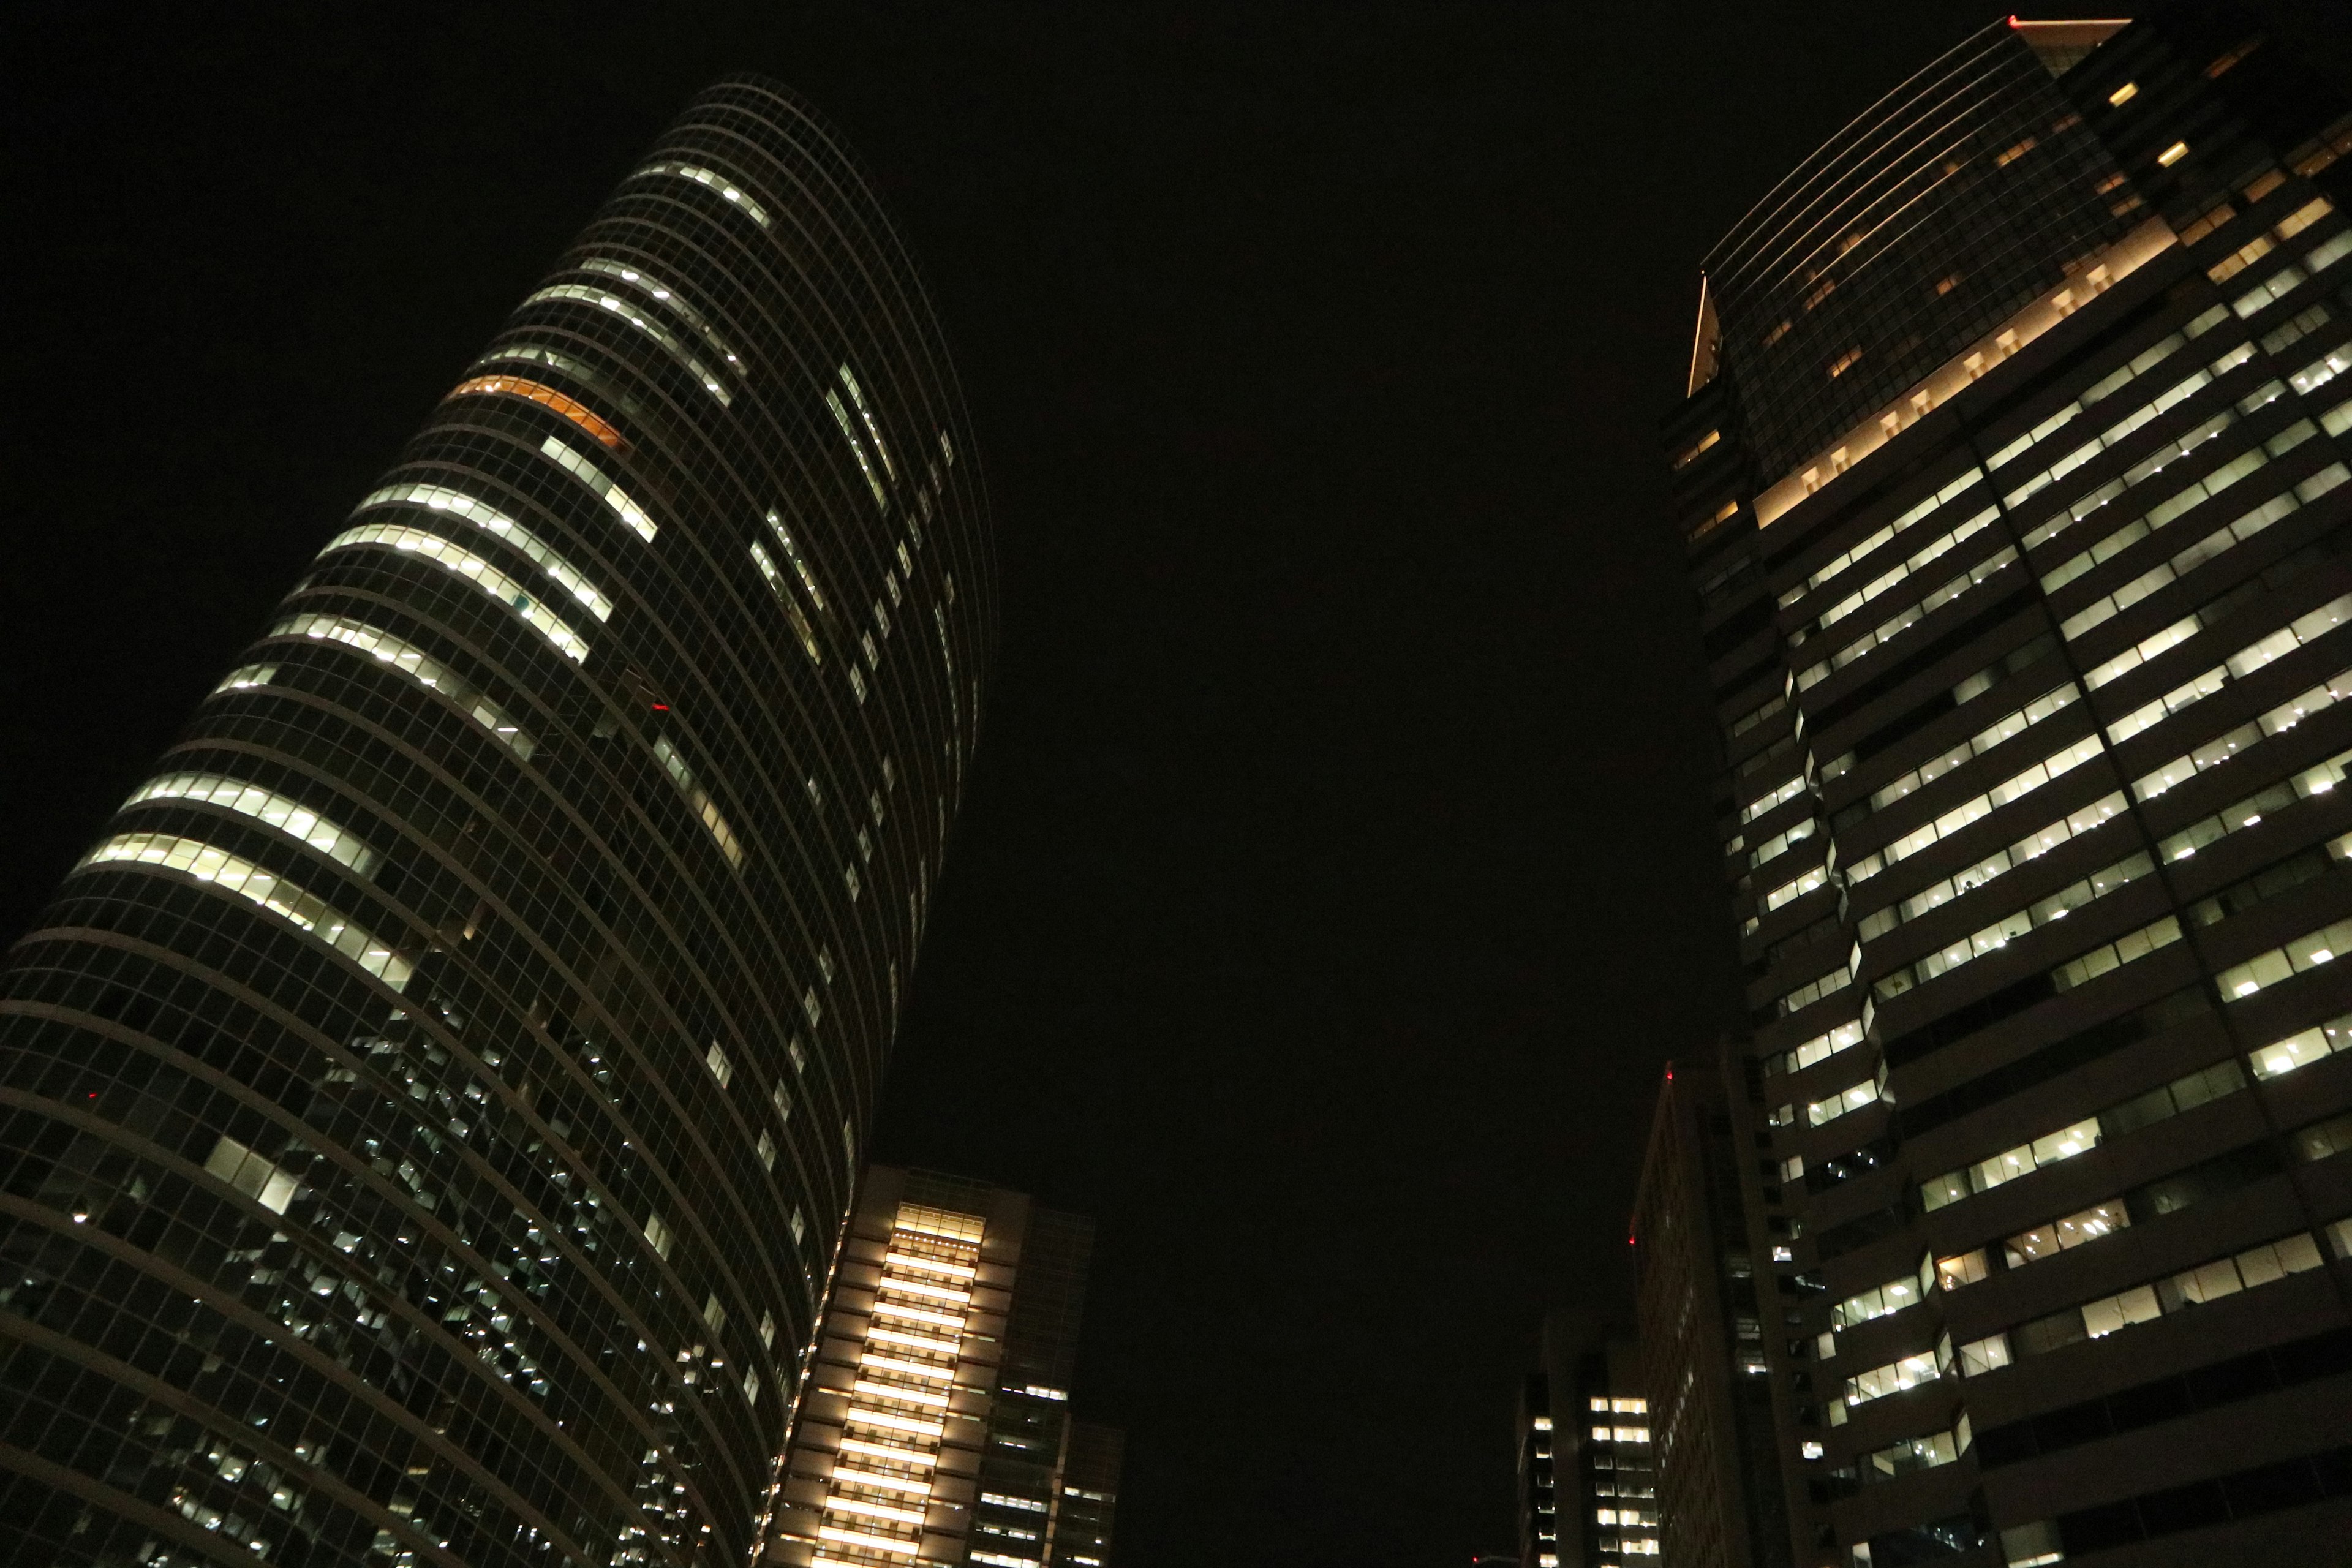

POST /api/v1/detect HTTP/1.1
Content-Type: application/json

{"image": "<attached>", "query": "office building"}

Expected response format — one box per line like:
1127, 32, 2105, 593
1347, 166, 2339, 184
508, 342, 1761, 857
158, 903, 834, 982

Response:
1520, 1313, 1657, 1568
1667, 7, 2352, 1562
0, 77, 994, 1567
1632, 1060, 1789, 1567
767, 1167, 1120, 1567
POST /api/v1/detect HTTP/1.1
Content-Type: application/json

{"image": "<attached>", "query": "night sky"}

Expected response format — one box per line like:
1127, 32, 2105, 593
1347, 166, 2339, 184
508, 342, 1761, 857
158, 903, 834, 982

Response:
11, 5, 1998, 1559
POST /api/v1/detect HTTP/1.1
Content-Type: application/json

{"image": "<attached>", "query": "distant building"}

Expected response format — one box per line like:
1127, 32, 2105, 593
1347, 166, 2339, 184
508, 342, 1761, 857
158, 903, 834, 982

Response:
1050, 1422, 1123, 1567
1513, 1371, 1561, 1566
1536, 1314, 1659, 1568
1665, 8, 2352, 1558
1632, 1059, 1799, 1567
767, 1166, 1121, 1566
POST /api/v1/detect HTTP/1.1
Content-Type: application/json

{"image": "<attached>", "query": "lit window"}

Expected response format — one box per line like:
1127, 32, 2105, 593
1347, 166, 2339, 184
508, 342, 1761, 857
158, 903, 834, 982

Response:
749, 541, 823, 666
829, 388, 890, 510
211, 662, 278, 693
1801, 1441, 1824, 1460
541, 435, 657, 542
578, 258, 744, 377
2158, 141, 2190, 167
763, 510, 830, 609
2109, 81, 2139, 106
524, 282, 733, 404
448, 373, 625, 448
358, 480, 613, 621
704, 1041, 734, 1089
271, 611, 537, 756
633, 159, 772, 228
653, 737, 744, 869
205, 1134, 299, 1213
318, 522, 589, 662
839, 364, 899, 482
81, 832, 410, 988
127, 772, 377, 874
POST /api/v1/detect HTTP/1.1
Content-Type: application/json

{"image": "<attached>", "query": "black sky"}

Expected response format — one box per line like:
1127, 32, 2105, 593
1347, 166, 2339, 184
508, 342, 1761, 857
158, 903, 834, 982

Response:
9, 4, 2002, 1559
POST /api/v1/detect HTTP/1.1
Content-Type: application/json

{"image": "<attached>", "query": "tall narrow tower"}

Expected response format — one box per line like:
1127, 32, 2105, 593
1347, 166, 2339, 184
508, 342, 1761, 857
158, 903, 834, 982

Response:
767, 1167, 1120, 1567
0, 76, 994, 1568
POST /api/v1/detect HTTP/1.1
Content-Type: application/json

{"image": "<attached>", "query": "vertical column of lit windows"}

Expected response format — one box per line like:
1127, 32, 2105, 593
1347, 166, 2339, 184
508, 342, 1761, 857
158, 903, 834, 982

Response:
1583, 1396, 1657, 1560
810, 1205, 981, 1567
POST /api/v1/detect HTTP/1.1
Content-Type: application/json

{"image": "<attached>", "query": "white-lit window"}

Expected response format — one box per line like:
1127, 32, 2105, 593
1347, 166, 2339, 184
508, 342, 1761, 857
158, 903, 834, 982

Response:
127, 772, 377, 875
653, 737, 744, 869
81, 832, 409, 988
319, 521, 590, 662
205, 1134, 299, 1213
1844, 1349, 1940, 1408
524, 282, 733, 404
212, 662, 278, 693
2252, 1008, 2352, 1078
763, 510, 829, 611
643, 1211, 674, 1259
540, 435, 657, 542
829, 388, 889, 510
1937, 1249, 1991, 1289
839, 364, 898, 481
577, 258, 744, 377
755, 1130, 776, 1170
633, 159, 771, 228
272, 612, 536, 756
2217, 910, 2352, 998
704, 1041, 734, 1089
749, 541, 823, 666
360, 480, 612, 621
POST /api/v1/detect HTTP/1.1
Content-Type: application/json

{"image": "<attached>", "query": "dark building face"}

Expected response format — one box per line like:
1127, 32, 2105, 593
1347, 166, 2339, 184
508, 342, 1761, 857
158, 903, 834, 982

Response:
768, 1167, 1118, 1567
0, 78, 993, 1568
1669, 9, 2352, 1564
1513, 1371, 1559, 1567
1631, 1063, 1787, 1568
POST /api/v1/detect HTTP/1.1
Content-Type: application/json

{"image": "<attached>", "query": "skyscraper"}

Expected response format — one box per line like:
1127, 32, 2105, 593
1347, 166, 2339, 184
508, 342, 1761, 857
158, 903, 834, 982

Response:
766, 1167, 1118, 1567
0, 77, 993, 1568
1667, 8, 2352, 1562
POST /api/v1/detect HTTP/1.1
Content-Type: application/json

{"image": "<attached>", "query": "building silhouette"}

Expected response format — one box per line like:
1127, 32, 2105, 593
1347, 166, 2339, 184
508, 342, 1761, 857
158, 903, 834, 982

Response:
0, 76, 993, 1568
767, 1167, 1120, 1566
1665, 7, 2352, 1562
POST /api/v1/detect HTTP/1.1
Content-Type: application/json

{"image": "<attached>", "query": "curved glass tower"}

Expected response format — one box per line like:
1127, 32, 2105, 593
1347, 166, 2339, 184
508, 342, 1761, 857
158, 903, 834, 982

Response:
0, 76, 993, 1568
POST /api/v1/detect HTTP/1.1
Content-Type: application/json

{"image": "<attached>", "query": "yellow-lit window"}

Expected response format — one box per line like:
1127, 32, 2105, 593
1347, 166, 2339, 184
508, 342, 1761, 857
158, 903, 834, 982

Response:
2158, 141, 2190, 168
2108, 81, 2138, 107
450, 374, 626, 449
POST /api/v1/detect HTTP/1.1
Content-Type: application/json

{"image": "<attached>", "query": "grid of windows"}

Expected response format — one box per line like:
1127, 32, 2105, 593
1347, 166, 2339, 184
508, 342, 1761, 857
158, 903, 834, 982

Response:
1675, 13, 2352, 1562
0, 75, 995, 1568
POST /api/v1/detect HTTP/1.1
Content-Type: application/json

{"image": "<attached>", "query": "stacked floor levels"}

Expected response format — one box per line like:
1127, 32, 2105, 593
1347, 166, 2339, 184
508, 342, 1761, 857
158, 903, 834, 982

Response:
1666, 9, 2352, 1564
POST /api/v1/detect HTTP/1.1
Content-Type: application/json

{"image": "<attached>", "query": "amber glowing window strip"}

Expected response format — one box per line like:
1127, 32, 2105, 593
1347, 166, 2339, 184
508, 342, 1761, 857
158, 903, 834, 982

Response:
449, 375, 626, 450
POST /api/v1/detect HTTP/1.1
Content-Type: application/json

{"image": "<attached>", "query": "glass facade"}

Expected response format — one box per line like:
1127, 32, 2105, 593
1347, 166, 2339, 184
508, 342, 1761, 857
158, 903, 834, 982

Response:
1705, 22, 2136, 484
0, 76, 994, 1568
1670, 10, 2352, 1564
